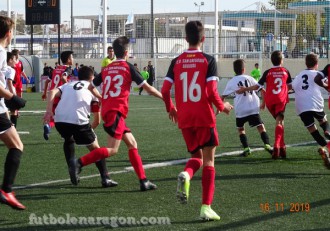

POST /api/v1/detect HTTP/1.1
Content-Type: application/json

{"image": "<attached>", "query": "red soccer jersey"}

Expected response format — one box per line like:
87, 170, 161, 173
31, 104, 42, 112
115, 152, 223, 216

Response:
258, 66, 292, 106
164, 49, 220, 129
92, 59, 145, 119
49, 65, 71, 90
14, 60, 24, 88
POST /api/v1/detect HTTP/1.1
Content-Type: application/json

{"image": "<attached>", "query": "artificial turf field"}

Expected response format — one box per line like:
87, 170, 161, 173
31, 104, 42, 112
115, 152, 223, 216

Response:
0, 92, 330, 231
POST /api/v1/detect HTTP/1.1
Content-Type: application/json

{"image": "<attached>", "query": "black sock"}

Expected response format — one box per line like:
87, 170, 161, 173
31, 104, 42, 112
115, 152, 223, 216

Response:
63, 138, 75, 167
2, 148, 22, 193
311, 130, 327, 147
260, 132, 270, 145
239, 134, 249, 148
10, 115, 17, 127
320, 121, 330, 136
95, 159, 109, 179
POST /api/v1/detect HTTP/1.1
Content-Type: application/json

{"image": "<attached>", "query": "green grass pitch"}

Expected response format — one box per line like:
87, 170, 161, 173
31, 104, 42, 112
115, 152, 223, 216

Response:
0, 93, 329, 230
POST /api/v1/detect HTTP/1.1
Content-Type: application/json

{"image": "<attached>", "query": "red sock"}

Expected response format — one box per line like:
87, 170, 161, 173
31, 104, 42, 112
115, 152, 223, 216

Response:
184, 158, 202, 179
80, 147, 109, 166
128, 148, 146, 180
274, 125, 283, 148
202, 166, 215, 205
280, 125, 285, 147
49, 121, 55, 128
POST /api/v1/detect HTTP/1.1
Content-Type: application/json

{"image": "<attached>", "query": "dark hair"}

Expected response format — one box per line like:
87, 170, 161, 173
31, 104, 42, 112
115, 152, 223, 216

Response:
112, 36, 129, 58
6, 52, 15, 63
60, 51, 74, 64
233, 59, 245, 75
255, 63, 259, 66
305, 53, 318, 68
11, 49, 19, 57
271, 50, 283, 66
78, 66, 94, 81
185, 21, 204, 46
107, 46, 113, 51
0, 16, 14, 39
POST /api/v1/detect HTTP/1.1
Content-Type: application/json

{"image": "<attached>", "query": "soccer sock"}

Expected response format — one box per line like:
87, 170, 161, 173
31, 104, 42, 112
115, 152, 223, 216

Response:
184, 158, 202, 179
280, 125, 285, 147
260, 132, 270, 145
128, 148, 146, 180
239, 134, 249, 148
63, 138, 75, 167
80, 147, 109, 167
202, 166, 215, 205
95, 159, 109, 179
49, 121, 55, 128
320, 121, 330, 134
274, 125, 283, 148
10, 115, 17, 127
2, 148, 22, 193
311, 130, 327, 147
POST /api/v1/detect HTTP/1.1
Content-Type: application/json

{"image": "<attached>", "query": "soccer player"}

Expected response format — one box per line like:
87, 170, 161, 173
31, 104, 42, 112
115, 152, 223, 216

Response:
161, 21, 233, 221
250, 63, 261, 81
42, 51, 73, 140
0, 16, 27, 210
11, 49, 30, 98
222, 59, 273, 157
71, 36, 162, 191
101, 46, 115, 71
43, 66, 118, 187
237, 50, 292, 159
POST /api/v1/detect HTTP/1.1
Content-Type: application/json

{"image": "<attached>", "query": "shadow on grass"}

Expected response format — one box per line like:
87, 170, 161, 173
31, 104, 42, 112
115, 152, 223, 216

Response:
198, 198, 330, 231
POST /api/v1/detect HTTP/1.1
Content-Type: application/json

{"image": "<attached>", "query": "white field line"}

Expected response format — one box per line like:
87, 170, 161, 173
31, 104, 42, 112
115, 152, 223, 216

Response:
13, 141, 316, 190
18, 131, 30, 135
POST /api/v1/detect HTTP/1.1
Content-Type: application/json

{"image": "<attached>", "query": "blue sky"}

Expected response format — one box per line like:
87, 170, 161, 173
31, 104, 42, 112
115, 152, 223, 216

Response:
1, 0, 272, 24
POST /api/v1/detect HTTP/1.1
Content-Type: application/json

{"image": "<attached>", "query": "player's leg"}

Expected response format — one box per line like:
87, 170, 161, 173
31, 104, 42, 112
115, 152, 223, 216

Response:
252, 115, 272, 155
9, 110, 18, 128
200, 145, 220, 221
43, 99, 59, 140
317, 112, 330, 140
236, 117, 250, 157
0, 124, 25, 210
122, 132, 157, 191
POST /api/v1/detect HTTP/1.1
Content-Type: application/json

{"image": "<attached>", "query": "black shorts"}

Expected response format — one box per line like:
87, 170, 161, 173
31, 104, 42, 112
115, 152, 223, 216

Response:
299, 111, 326, 128
55, 122, 96, 145
0, 112, 12, 134
236, 114, 263, 128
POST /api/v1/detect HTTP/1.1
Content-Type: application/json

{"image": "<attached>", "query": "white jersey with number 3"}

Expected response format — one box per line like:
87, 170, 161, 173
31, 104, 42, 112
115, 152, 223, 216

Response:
55, 80, 98, 125
292, 69, 324, 115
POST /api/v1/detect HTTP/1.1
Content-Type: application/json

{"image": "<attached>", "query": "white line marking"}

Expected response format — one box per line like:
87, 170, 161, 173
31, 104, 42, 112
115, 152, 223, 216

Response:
18, 131, 30, 135
13, 141, 317, 190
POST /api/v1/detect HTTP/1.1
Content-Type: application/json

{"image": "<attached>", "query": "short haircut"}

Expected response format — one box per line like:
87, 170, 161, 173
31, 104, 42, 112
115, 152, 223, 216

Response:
11, 49, 19, 57
255, 63, 259, 66
0, 16, 14, 39
107, 46, 113, 51
112, 36, 129, 58
60, 51, 74, 64
233, 59, 245, 75
7, 52, 15, 63
185, 21, 204, 46
78, 66, 94, 81
305, 53, 318, 68
271, 50, 283, 66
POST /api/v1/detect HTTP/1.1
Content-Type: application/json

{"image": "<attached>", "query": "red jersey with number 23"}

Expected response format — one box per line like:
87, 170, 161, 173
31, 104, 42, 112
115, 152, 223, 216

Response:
258, 66, 292, 106
92, 59, 145, 119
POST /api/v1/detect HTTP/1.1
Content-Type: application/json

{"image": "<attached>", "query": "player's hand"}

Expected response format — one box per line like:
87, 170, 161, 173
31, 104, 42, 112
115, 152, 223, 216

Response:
260, 102, 265, 110
222, 102, 233, 115
168, 107, 178, 124
236, 86, 245, 94
26, 78, 30, 84
42, 93, 47, 101
5, 95, 26, 111
43, 111, 53, 124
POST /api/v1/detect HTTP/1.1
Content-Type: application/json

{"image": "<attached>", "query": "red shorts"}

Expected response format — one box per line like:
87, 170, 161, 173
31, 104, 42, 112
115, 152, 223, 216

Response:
103, 111, 131, 140
266, 103, 287, 118
181, 127, 219, 154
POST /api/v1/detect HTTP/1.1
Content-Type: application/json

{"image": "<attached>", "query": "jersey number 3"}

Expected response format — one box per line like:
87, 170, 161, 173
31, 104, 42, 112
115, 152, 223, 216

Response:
180, 71, 201, 102
103, 75, 123, 99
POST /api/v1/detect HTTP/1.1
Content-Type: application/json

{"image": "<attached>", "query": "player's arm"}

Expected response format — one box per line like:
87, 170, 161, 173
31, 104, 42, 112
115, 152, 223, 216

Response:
6, 79, 15, 95
260, 88, 266, 110
44, 88, 61, 123
42, 78, 50, 100
161, 78, 177, 123
21, 70, 30, 83
90, 100, 101, 129
142, 82, 162, 99
206, 79, 232, 115
236, 84, 259, 94
315, 72, 328, 90
88, 74, 103, 100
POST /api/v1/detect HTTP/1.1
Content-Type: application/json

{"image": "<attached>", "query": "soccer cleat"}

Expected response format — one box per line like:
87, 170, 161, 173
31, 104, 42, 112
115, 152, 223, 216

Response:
176, 171, 190, 204
101, 177, 118, 188
140, 179, 157, 191
240, 147, 251, 157
272, 147, 280, 160
280, 146, 287, 159
43, 124, 50, 140
200, 205, 220, 221
68, 159, 81, 185
0, 190, 26, 210
264, 144, 273, 155
318, 147, 330, 170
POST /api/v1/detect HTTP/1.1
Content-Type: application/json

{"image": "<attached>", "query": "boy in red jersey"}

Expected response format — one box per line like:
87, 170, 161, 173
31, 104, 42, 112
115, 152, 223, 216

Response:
42, 51, 73, 140
71, 36, 163, 191
237, 50, 292, 159
161, 21, 233, 221
11, 49, 29, 99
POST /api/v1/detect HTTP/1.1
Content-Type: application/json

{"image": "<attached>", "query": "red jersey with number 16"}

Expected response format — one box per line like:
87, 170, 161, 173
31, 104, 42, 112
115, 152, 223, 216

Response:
49, 65, 72, 90
92, 59, 145, 119
164, 49, 220, 129
258, 66, 292, 106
